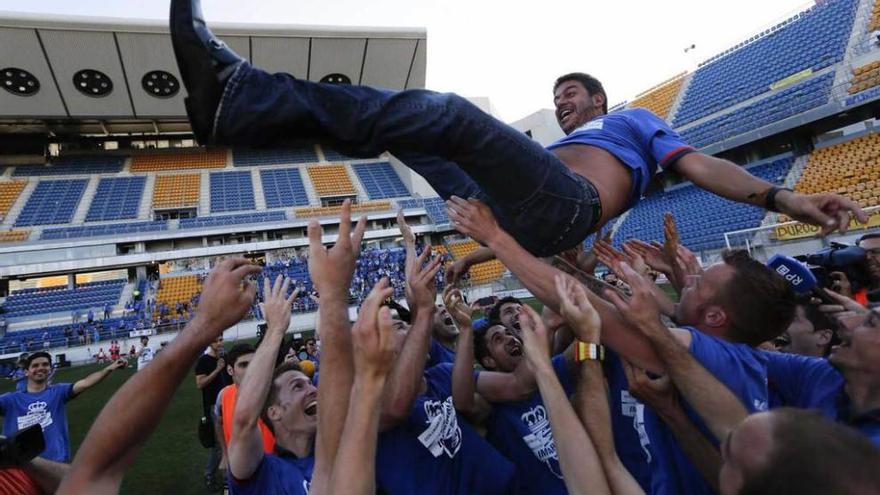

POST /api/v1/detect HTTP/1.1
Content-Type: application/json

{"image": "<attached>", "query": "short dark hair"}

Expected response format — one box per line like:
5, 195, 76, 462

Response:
473, 325, 492, 368
713, 250, 796, 346
489, 297, 522, 325
261, 361, 304, 434
226, 343, 256, 368
739, 408, 880, 495
795, 295, 840, 356
25, 352, 51, 368
553, 72, 608, 114
857, 232, 880, 246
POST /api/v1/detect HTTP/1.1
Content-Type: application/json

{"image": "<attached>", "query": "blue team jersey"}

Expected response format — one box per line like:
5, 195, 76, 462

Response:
377, 363, 514, 495
764, 351, 880, 447
0, 383, 75, 462
427, 339, 456, 369
645, 328, 770, 495
11, 369, 26, 392
479, 354, 572, 495
604, 350, 654, 493
228, 453, 313, 495
546, 108, 695, 207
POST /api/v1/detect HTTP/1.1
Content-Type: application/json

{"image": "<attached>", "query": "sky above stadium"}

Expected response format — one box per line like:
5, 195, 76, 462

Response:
0, 0, 810, 122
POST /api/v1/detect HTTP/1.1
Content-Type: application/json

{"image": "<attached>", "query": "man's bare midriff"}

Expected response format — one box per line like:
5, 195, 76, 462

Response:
551, 144, 633, 231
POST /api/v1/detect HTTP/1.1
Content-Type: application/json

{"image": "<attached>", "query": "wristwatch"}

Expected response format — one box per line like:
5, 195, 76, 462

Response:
574, 341, 605, 363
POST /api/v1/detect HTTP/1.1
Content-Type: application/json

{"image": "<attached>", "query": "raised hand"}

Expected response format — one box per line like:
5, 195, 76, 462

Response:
663, 213, 680, 266
625, 239, 675, 277
351, 279, 396, 380
106, 358, 128, 371
776, 191, 867, 236
554, 275, 602, 343
603, 262, 664, 338
195, 258, 261, 345
408, 247, 443, 311
621, 360, 679, 418
397, 209, 415, 246
260, 275, 300, 334
446, 196, 502, 246
308, 199, 367, 298
443, 286, 473, 328
518, 305, 552, 373
445, 258, 472, 287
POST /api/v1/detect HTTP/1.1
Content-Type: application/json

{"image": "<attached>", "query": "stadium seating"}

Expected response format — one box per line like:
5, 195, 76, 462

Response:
209, 171, 255, 213
322, 148, 360, 162
870, 0, 880, 32
0, 180, 26, 219
1, 279, 125, 318
14, 179, 87, 226
233, 147, 319, 167
0, 315, 146, 353
398, 197, 451, 224
614, 155, 795, 251
260, 168, 311, 208
628, 73, 686, 120
794, 133, 880, 209
152, 174, 200, 209
0, 230, 29, 243
352, 162, 410, 199
12, 155, 125, 177
679, 73, 834, 148
848, 60, 880, 94
294, 200, 391, 218
179, 211, 286, 229
445, 239, 506, 285
672, 0, 856, 127
42, 221, 167, 240
86, 176, 146, 222
131, 149, 226, 172
307, 165, 357, 197
154, 275, 202, 319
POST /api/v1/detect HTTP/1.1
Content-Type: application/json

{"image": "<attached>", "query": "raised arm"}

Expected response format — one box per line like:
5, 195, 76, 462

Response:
58, 258, 260, 495
446, 196, 664, 373
379, 248, 442, 428
605, 262, 749, 442
621, 361, 721, 493
229, 275, 296, 481
71, 358, 127, 397
445, 245, 496, 286
518, 304, 612, 495
555, 276, 644, 495
674, 152, 866, 235
195, 357, 226, 390
445, 287, 491, 421
307, 200, 367, 495
329, 280, 395, 495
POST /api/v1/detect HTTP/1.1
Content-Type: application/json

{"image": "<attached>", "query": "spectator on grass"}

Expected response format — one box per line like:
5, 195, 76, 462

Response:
0, 352, 126, 462
195, 335, 229, 491
137, 337, 155, 371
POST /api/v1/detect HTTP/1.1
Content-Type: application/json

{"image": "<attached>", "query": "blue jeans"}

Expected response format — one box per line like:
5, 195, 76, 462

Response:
214, 63, 601, 256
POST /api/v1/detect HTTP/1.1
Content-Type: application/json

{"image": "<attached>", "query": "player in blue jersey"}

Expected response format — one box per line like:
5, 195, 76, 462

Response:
170, 0, 864, 262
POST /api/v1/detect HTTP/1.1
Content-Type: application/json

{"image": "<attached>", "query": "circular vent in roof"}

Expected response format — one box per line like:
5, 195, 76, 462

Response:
73, 69, 113, 97
1, 68, 40, 96
142, 70, 180, 98
320, 73, 352, 85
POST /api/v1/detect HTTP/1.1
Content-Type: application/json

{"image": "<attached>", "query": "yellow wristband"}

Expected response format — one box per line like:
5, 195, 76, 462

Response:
575, 341, 605, 363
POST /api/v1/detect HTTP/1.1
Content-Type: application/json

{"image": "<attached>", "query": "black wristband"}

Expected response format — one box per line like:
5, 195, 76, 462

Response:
765, 187, 792, 213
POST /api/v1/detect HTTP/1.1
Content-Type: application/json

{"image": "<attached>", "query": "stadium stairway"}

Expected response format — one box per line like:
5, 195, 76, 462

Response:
250, 168, 268, 210
347, 163, 371, 202
835, 0, 877, 90
300, 169, 321, 206
0, 180, 36, 229
665, 72, 693, 123
70, 176, 101, 224
199, 170, 211, 214
137, 174, 157, 220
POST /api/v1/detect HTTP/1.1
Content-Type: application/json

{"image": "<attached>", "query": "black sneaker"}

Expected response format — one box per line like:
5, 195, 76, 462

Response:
169, 0, 245, 144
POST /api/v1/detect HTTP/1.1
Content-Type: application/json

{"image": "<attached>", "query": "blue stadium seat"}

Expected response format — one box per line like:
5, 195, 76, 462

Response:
613, 155, 794, 251
398, 197, 450, 224
178, 211, 286, 229
260, 168, 311, 208
678, 73, 834, 148
672, 0, 856, 127
352, 162, 410, 199
13, 155, 125, 177
86, 176, 146, 222
233, 147, 319, 167
1, 279, 126, 318
41, 221, 167, 240
210, 171, 255, 213
14, 179, 88, 226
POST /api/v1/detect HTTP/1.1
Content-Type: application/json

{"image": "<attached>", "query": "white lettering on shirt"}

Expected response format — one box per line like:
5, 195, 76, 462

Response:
621, 390, 652, 463
521, 405, 563, 478
573, 119, 604, 133
418, 397, 462, 458
17, 400, 53, 431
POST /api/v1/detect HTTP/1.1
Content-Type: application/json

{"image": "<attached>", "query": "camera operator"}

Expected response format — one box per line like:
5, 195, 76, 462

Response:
853, 233, 880, 305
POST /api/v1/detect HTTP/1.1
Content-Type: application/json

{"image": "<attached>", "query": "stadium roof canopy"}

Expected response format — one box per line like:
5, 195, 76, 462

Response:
0, 11, 426, 135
